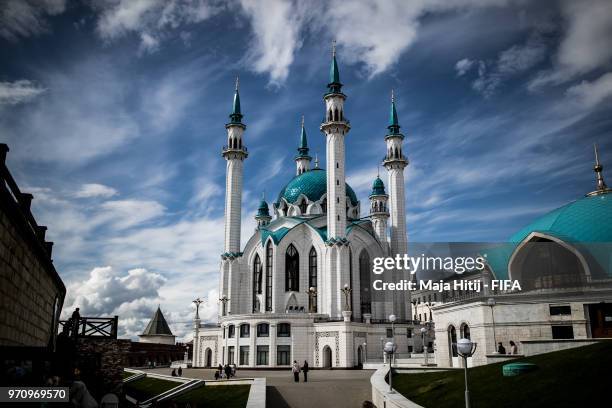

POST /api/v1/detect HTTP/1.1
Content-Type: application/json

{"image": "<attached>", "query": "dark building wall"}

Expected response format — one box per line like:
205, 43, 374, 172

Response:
0, 144, 66, 348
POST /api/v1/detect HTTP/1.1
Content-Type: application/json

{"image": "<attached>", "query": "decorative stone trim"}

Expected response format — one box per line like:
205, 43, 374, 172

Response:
221, 252, 243, 260
315, 331, 340, 366
325, 237, 350, 247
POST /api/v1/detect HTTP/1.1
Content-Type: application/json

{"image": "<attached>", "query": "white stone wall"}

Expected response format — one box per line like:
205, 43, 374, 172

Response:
224, 158, 243, 253
387, 167, 407, 256
325, 131, 347, 238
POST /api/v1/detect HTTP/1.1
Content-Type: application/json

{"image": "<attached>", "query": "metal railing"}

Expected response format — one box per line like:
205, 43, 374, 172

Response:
59, 316, 118, 339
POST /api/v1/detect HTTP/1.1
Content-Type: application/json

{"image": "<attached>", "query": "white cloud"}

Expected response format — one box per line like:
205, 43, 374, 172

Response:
455, 59, 475, 76
565, 72, 612, 111
529, 0, 612, 88
75, 183, 118, 199
62, 266, 168, 338
0, 0, 66, 41
0, 80, 46, 105
97, 199, 166, 230
465, 30, 549, 97
95, 0, 222, 53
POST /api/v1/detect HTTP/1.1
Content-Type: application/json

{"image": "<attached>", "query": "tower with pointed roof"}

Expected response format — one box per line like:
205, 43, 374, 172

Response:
320, 42, 352, 318
383, 90, 409, 258
255, 194, 272, 228
370, 174, 390, 253
139, 306, 176, 345
587, 144, 612, 197
295, 116, 312, 175
220, 77, 248, 316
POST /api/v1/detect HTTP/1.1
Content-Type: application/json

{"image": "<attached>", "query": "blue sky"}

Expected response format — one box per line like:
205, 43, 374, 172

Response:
1, 0, 612, 339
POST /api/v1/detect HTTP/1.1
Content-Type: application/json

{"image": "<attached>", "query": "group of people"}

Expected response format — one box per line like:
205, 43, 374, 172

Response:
170, 366, 183, 377
214, 363, 236, 380
497, 340, 519, 354
291, 360, 309, 382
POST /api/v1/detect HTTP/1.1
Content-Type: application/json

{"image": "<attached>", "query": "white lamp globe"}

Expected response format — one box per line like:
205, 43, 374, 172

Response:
309, 286, 315, 292
487, 298, 496, 307
389, 314, 397, 322
344, 283, 349, 289
384, 341, 395, 353
457, 338, 473, 355
420, 327, 427, 334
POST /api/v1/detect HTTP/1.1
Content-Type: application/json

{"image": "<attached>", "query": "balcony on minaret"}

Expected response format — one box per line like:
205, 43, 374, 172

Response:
222, 143, 248, 160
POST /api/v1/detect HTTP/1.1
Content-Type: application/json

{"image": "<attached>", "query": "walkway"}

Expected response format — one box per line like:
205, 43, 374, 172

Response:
144, 367, 374, 408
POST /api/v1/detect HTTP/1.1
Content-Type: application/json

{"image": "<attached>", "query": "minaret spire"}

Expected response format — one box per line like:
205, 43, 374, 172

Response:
388, 89, 400, 135
588, 143, 611, 196
230, 75, 243, 124
295, 115, 312, 175
328, 40, 342, 94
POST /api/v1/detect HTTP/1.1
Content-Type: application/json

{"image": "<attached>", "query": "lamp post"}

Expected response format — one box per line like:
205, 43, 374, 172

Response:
487, 298, 497, 353
340, 283, 352, 311
389, 314, 396, 363
363, 342, 368, 364
411, 299, 417, 321
219, 296, 229, 316
421, 327, 429, 366
193, 297, 204, 320
306, 287, 317, 313
455, 338, 477, 408
384, 341, 396, 392
380, 337, 385, 361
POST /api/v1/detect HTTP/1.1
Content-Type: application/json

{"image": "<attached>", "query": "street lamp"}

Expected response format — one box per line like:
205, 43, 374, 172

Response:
363, 342, 367, 364
421, 327, 429, 366
380, 337, 385, 361
389, 314, 396, 364
384, 341, 397, 392
455, 338, 477, 408
411, 299, 417, 321
219, 295, 229, 316
487, 298, 497, 353
340, 283, 352, 311
306, 287, 317, 313
192, 297, 204, 320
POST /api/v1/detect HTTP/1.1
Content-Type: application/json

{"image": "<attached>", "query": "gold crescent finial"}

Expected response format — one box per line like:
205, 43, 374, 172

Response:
301, 114, 305, 128
391, 89, 395, 103
332, 40, 336, 57
235, 75, 239, 91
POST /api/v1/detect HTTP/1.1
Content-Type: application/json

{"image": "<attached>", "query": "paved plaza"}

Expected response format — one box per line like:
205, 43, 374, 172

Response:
143, 367, 375, 408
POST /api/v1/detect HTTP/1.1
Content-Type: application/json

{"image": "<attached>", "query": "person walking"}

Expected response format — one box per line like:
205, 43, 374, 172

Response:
302, 360, 309, 382
178, 366, 183, 377
70, 308, 81, 339
171, 369, 176, 377
224, 364, 232, 379
509, 341, 518, 355
497, 342, 506, 354
292, 360, 300, 383
214, 371, 220, 380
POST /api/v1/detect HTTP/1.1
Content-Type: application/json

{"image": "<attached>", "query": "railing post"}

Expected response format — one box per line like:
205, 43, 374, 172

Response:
113, 316, 118, 339
81, 318, 86, 336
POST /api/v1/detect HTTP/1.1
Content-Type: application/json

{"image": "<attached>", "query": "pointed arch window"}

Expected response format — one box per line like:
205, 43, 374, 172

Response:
253, 255, 262, 312
359, 250, 371, 316
265, 242, 273, 311
308, 247, 317, 313
285, 244, 299, 292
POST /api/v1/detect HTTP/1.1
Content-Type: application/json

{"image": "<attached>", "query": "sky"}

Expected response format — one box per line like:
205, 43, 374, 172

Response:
1, 0, 612, 341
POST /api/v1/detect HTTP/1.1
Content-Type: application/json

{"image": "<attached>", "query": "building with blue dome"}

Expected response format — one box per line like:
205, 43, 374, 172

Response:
422, 148, 612, 368
193, 46, 420, 369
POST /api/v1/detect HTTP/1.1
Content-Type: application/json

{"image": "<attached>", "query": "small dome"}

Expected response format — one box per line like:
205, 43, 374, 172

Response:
257, 198, 270, 217
370, 176, 386, 196
277, 168, 358, 207
509, 193, 612, 244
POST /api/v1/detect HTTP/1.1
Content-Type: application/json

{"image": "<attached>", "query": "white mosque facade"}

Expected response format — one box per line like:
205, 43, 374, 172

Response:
193, 51, 421, 368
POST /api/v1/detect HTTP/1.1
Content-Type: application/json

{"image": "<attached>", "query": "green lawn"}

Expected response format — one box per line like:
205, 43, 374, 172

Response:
123, 377, 181, 402
172, 384, 250, 408
392, 341, 612, 408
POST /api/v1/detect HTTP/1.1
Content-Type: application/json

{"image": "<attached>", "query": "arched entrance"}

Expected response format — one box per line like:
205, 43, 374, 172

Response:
322, 346, 332, 368
448, 325, 457, 367
205, 348, 212, 368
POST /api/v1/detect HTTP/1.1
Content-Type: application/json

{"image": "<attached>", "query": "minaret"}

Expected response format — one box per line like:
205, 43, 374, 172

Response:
220, 77, 248, 315
369, 172, 389, 253
587, 144, 612, 196
295, 115, 312, 175
255, 193, 272, 228
320, 42, 351, 319
321, 41, 350, 240
222, 77, 248, 255
383, 90, 408, 256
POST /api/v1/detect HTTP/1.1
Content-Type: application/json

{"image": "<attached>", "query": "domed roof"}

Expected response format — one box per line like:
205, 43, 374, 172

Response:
509, 193, 612, 243
257, 198, 270, 217
370, 176, 386, 196
277, 168, 359, 207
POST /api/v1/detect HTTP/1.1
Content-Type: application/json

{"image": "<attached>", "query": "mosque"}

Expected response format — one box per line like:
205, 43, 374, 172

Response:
192, 49, 421, 368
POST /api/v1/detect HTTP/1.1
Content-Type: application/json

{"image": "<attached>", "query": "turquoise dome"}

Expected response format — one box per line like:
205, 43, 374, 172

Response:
509, 193, 612, 243
257, 199, 270, 217
277, 168, 359, 206
370, 176, 386, 196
